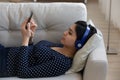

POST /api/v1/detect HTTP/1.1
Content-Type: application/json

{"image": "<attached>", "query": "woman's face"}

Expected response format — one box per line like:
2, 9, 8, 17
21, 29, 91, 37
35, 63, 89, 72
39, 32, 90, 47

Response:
61, 24, 77, 49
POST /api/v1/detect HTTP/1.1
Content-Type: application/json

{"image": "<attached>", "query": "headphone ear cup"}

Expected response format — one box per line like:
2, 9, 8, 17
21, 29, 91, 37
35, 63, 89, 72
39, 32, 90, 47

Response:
75, 40, 82, 49
75, 26, 90, 50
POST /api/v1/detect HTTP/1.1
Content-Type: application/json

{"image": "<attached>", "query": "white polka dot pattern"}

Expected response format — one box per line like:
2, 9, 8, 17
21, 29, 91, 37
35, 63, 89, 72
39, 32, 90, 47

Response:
7, 40, 72, 78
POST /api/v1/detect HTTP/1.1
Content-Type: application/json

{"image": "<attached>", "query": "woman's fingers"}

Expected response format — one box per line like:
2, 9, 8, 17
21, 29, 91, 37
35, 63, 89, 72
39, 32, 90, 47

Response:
21, 18, 37, 38
27, 23, 31, 31
30, 19, 37, 32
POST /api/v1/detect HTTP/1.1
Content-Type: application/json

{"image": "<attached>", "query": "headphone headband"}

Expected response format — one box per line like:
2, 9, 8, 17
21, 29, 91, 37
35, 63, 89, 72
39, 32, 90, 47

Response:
75, 26, 90, 49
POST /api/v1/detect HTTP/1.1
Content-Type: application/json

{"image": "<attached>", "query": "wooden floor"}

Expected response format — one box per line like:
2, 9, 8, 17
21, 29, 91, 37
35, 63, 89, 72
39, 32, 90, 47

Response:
86, 0, 120, 80
107, 55, 120, 80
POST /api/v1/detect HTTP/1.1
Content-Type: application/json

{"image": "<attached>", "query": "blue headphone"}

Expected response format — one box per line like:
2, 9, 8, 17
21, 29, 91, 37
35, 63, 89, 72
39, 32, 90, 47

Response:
75, 26, 90, 49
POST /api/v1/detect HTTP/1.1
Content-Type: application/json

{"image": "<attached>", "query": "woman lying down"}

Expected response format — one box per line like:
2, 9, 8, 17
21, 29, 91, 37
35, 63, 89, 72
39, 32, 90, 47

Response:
0, 19, 96, 78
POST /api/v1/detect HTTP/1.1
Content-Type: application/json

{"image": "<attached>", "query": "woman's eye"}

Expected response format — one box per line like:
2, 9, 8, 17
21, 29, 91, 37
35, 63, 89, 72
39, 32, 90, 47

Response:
69, 31, 72, 35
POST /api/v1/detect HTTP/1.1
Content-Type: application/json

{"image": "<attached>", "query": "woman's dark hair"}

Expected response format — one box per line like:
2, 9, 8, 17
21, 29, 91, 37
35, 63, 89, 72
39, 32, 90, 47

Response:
75, 21, 97, 46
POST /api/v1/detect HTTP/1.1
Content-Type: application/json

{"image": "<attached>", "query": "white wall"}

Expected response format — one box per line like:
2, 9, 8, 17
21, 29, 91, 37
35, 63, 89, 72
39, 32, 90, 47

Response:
99, 0, 120, 29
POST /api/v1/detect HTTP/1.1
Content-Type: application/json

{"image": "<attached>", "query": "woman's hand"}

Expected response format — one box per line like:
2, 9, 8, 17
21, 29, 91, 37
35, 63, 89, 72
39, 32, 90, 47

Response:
21, 19, 31, 46
21, 18, 37, 46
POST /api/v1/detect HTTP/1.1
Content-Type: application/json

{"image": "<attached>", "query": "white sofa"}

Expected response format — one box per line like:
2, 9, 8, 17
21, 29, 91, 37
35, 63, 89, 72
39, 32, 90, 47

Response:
0, 2, 108, 80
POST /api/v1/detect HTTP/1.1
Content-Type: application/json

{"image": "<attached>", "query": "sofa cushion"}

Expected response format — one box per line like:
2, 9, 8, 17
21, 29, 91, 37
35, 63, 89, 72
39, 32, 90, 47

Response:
66, 20, 103, 73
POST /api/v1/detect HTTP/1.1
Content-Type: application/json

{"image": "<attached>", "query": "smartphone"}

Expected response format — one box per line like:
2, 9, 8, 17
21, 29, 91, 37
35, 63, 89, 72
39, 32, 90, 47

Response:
25, 12, 33, 29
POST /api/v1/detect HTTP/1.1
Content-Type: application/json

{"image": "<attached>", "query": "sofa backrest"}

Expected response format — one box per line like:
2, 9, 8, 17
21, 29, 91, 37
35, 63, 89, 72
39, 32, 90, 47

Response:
0, 2, 87, 47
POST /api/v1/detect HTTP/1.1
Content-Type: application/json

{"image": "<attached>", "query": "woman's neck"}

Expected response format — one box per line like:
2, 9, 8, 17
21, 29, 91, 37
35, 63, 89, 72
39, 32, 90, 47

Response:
59, 46, 76, 58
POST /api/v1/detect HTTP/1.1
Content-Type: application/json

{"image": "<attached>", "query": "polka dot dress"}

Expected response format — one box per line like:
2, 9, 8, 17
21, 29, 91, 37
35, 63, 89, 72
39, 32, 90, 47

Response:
7, 40, 72, 78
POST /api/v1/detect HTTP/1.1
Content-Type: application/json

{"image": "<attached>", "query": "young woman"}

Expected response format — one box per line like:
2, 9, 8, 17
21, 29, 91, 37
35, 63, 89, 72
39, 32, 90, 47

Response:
0, 19, 96, 78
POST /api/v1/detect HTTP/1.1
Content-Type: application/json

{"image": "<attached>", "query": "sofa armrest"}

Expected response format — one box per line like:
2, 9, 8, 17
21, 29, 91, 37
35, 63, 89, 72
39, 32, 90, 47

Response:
83, 38, 108, 80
